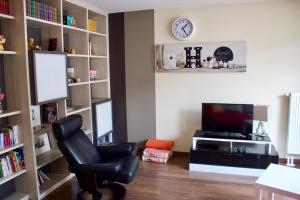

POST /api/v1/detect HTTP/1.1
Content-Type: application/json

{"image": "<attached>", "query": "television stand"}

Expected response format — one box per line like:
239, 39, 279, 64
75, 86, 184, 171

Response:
189, 130, 279, 176
200, 131, 249, 140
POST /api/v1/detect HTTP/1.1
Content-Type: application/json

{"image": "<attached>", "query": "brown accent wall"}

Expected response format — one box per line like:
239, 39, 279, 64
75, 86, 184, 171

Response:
124, 10, 156, 142
109, 13, 128, 142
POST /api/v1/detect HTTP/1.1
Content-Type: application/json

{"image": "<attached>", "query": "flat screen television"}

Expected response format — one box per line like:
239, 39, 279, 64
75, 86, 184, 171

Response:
202, 103, 254, 137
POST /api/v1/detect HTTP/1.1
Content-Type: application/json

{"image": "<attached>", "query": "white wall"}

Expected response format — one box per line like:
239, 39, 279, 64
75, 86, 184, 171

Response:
154, 0, 300, 157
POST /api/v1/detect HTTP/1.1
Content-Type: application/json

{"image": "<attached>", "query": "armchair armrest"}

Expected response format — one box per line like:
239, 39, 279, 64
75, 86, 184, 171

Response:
69, 162, 122, 176
96, 143, 137, 161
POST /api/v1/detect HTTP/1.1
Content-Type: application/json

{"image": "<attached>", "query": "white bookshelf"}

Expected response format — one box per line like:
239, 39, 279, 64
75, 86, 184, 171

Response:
0, 0, 109, 199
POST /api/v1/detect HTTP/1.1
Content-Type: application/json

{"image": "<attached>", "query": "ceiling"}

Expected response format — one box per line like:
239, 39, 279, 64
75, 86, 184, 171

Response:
84, 0, 284, 13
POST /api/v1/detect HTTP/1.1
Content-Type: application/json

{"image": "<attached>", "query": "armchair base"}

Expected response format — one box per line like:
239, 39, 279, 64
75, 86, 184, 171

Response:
77, 183, 126, 200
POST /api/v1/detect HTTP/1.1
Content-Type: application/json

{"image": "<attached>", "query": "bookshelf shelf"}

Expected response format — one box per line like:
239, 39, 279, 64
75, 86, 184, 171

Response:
66, 106, 91, 116
84, 129, 92, 135
36, 149, 63, 170
0, 51, 17, 55
67, 53, 89, 58
3, 192, 29, 200
26, 16, 61, 28
0, 143, 24, 155
0, 169, 27, 186
89, 55, 107, 59
39, 173, 75, 199
0, 13, 15, 20
68, 82, 90, 87
88, 31, 106, 37
33, 124, 52, 136
90, 79, 108, 84
0, 110, 21, 119
63, 25, 87, 33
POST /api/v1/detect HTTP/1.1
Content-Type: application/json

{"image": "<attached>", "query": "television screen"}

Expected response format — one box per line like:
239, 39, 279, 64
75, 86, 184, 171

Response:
32, 51, 67, 104
202, 103, 253, 135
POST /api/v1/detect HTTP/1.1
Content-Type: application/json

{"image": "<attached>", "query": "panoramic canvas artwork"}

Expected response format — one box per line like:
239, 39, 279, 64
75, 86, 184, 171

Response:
156, 41, 247, 72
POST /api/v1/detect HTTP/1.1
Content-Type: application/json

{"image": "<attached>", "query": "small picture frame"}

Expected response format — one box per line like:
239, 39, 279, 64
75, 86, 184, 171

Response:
35, 133, 51, 156
31, 105, 41, 128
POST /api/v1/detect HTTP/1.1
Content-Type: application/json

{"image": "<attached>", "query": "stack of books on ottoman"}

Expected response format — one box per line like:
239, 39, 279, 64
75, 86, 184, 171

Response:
142, 139, 174, 164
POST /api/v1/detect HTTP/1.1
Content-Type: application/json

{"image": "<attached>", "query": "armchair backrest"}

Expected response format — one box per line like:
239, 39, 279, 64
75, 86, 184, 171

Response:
52, 114, 101, 165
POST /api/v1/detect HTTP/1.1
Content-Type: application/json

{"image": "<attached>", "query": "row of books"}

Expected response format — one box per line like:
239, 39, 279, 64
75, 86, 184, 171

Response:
37, 170, 50, 186
26, 0, 59, 23
142, 148, 173, 164
0, 150, 25, 179
0, 125, 19, 149
0, 0, 9, 15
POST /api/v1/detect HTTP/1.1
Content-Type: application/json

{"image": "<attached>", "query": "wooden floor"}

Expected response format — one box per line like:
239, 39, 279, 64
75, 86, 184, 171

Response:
44, 153, 261, 200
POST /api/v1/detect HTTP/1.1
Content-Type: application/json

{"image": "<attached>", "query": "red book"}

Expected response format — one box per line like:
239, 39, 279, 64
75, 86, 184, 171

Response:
5, 0, 9, 15
9, 155, 16, 172
0, 0, 3, 14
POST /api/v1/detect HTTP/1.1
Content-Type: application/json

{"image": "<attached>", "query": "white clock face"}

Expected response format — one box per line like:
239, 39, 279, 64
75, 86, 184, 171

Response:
172, 17, 194, 40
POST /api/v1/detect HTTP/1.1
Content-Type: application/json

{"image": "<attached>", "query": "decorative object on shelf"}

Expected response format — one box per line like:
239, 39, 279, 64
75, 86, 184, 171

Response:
0, 35, 6, 51
48, 38, 58, 51
41, 103, 58, 124
70, 48, 76, 54
172, 17, 194, 40
67, 67, 81, 83
89, 70, 97, 81
26, 0, 58, 23
63, 15, 76, 27
0, 89, 5, 113
0, 0, 9, 15
31, 105, 41, 129
67, 67, 75, 83
254, 105, 268, 137
34, 132, 51, 156
28, 37, 41, 51
156, 41, 247, 72
88, 19, 97, 32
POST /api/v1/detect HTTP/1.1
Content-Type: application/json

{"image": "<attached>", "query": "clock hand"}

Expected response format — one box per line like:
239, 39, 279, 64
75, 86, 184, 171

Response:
181, 26, 187, 35
183, 22, 190, 29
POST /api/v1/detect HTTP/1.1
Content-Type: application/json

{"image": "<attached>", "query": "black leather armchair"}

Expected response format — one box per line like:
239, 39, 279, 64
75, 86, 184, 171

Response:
52, 115, 139, 200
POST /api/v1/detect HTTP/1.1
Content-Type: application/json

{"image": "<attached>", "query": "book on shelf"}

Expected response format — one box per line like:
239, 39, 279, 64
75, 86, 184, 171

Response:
0, 149, 25, 179
0, 125, 19, 149
0, 0, 9, 15
37, 170, 50, 186
26, 0, 59, 23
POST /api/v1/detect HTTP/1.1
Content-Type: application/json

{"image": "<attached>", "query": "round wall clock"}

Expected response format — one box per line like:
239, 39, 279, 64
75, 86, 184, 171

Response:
172, 17, 194, 40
